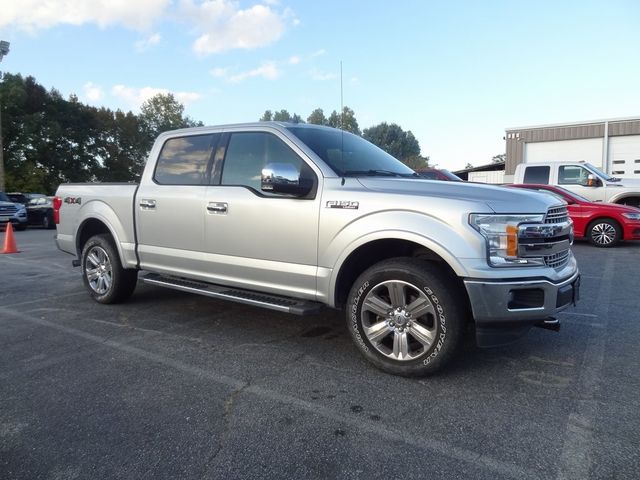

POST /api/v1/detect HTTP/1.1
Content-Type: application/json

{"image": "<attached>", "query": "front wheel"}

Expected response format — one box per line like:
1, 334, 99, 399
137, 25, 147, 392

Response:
587, 219, 621, 247
346, 258, 466, 377
81, 234, 138, 304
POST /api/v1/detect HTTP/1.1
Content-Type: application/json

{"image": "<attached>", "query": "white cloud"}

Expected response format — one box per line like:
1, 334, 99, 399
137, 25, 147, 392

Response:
229, 62, 280, 83
311, 49, 327, 57
83, 82, 104, 102
0, 0, 171, 31
210, 67, 229, 78
309, 68, 337, 82
182, 1, 288, 55
111, 85, 201, 110
135, 33, 162, 52
288, 55, 301, 65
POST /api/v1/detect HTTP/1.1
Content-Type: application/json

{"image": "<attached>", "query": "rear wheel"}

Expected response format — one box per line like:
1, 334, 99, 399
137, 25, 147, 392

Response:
346, 258, 466, 377
42, 212, 55, 229
587, 219, 621, 247
81, 234, 138, 304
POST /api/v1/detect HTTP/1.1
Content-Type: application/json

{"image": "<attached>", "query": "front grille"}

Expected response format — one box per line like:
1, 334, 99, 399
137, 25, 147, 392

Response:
0, 205, 17, 214
545, 205, 569, 224
544, 250, 571, 269
538, 205, 572, 269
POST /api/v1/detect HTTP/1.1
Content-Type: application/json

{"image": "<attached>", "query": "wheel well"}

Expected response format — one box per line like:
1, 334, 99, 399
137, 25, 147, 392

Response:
334, 239, 463, 309
615, 196, 640, 208
586, 217, 623, 238
76, 219, 112, 255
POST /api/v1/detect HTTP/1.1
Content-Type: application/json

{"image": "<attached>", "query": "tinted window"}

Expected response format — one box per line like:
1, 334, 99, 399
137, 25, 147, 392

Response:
558, 165, 589, 185
154, 134, 217, 185
221, 132, 307, 192
287, 126, 415, 177
523, 166, 550, 184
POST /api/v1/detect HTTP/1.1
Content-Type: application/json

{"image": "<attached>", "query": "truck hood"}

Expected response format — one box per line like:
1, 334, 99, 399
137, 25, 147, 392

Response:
356, 177, 558, 214
607, 177, 640, 188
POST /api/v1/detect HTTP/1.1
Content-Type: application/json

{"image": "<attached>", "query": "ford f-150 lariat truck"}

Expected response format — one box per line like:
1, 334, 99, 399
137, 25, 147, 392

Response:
55, 122, 580, 376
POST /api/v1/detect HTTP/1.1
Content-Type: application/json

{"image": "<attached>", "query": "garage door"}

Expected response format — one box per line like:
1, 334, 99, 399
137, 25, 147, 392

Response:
524, 138, 604, 168
608, 135, 640, 178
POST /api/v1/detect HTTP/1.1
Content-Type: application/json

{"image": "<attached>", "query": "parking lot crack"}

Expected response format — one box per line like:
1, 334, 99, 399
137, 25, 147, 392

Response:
204, 380, 251, 470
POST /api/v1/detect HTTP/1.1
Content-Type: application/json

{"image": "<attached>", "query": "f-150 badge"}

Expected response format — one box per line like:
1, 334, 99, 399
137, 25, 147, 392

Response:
326, 201, 359, 210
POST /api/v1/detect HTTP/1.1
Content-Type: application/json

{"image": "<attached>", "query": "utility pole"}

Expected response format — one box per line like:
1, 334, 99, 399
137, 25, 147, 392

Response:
0, 40, 10, 191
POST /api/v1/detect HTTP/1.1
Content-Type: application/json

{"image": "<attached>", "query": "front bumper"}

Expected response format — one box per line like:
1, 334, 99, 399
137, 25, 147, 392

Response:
464, 270, 580, 347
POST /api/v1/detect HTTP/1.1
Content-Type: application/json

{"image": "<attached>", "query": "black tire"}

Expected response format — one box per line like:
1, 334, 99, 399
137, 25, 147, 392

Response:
346, 258, 466, 377
587, 218, 621, 247
81, 234, 138, 304
14, 223, 27, 231
42, 212, 55, 229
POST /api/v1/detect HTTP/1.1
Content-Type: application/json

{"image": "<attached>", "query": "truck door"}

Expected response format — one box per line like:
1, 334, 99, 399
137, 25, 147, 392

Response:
136, 133, 220, 276
203, 130, 321, 300
556, 164, 607, 202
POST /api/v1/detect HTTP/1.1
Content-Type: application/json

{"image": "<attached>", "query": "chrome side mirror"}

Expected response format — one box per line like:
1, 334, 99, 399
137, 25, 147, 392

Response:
261, 162, 313, 196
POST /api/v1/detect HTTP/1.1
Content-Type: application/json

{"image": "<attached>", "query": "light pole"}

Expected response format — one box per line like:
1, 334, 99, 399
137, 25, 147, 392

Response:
0, 40, 9, 191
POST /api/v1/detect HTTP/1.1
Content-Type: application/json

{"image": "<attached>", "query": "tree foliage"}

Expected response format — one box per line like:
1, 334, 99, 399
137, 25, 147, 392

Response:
1, 74, 200, 192
259, 109, 304, 123
307, 108, 328, 126
327, 107, 360, 135
139, 93, 201, 147
491, 153, 506, 164
363, 122, 421, 163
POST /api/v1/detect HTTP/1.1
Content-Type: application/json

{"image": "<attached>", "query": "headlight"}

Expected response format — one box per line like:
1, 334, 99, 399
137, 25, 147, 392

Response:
16, 207, 27, 217
622, 212, 640, 220
469, 214, 545, 267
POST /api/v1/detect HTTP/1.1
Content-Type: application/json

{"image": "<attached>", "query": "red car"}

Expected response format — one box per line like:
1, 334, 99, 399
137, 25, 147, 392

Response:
510, 184, 640, 247
416, 168, 463, 181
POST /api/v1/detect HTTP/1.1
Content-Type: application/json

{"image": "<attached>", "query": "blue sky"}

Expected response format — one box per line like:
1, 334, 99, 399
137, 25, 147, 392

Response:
1, 0, 639, 170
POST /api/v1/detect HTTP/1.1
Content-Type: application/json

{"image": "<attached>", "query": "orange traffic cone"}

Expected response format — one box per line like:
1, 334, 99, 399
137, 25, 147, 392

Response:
1, 222, 19, 254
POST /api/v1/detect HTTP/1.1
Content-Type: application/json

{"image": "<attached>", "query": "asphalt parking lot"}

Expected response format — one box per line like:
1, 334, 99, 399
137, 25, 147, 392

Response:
1, 229, 639, 480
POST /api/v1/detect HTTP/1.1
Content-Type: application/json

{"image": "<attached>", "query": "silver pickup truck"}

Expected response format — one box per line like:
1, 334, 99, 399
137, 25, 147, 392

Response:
55, 122, 580, 376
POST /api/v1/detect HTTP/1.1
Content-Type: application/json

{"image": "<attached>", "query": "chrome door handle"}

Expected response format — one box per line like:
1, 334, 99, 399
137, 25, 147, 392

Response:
207, 202, 228, 214
139, 199, 156, 209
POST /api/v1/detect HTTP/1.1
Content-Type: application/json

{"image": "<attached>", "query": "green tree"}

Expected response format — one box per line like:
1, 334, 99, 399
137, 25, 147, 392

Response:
1, 73, 102, 193
139, 93, 200, 150
362, 122, 421, 162
261, 109, 304, 123
307, 108, 328, 126
491, 153, 506, 163
260, 110, 273, 121
327, 106, 360, 134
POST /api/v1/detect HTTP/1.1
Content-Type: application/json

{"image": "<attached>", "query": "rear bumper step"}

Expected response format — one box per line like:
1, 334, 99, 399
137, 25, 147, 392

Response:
141, 273, 324, 316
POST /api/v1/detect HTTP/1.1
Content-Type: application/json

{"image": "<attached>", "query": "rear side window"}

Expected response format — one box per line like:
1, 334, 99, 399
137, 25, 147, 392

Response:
523, 166, 550, 184
154, 134, 218, 185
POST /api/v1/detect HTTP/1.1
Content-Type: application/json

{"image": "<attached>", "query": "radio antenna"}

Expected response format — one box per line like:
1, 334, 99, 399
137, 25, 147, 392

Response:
339, 61, 345, 184
340, 61, 344, 130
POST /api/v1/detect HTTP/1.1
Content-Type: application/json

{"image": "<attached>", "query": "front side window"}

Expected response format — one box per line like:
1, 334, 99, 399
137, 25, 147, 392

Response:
154, 134, 218, 185
523, 166, 550, 184
221, 132, 308, 192
558, 165, 590, 185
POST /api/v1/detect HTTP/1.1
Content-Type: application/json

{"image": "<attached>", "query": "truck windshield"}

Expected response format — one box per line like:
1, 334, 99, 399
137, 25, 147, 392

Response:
286, 126, 417, 177
585, 163, 619, 182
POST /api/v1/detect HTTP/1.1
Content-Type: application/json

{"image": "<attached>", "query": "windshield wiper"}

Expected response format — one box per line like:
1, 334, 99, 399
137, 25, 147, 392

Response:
343, 169, 418, 178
